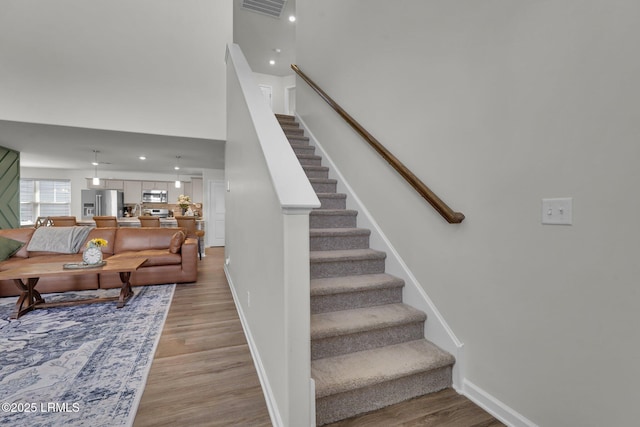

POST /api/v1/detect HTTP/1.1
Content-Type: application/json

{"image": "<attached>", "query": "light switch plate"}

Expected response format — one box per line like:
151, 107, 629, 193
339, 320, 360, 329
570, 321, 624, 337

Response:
542, 198, 573, 225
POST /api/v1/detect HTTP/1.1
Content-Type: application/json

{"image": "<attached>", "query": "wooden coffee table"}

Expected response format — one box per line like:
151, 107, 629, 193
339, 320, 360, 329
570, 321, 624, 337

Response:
0, 257, 147, 319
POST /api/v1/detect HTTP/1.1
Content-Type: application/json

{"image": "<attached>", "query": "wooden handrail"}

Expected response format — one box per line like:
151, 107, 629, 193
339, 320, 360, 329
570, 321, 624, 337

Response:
291, 64, 465, 224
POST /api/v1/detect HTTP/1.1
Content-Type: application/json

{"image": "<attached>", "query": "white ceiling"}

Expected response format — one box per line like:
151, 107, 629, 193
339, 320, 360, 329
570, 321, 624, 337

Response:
0, 1, 295, 177
234, 0, 296, 77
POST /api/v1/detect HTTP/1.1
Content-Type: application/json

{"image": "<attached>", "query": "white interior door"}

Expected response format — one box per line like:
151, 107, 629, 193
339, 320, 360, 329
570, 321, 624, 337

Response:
259, 84, 273, 110
209, 180, 225, 246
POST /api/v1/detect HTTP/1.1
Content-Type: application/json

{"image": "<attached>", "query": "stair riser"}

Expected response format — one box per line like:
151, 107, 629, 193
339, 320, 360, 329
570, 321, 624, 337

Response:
311, 181, 337, 193
310, 234, 369, 251
288, 136, 310, 145
311, 258, 385, 279
311, 288, 403, 314
312, 322, 424, 360
304, 169, 329, 179
282, 127, 303, 135
318, 196, 345, 209
297, 156, 322, 166
276, 117, 295, 123
292, 145, 316, 156
315, 366, 452, 426
310, 213, 357, 228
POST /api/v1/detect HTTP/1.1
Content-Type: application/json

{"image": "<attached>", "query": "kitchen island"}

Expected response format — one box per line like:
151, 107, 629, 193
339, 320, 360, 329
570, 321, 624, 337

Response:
78, 217, 205, 230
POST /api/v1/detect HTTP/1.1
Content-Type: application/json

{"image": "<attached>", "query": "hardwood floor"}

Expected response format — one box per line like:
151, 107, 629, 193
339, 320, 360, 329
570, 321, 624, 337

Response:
133, 247, 504, 427
133, 247, 272, 427
324, 389, 505, 427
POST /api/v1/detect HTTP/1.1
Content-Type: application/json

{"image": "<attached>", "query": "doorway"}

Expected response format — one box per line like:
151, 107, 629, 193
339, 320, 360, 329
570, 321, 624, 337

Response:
285, 85, 296, 115
259, 84, 273, 110
208, 180, 226, 246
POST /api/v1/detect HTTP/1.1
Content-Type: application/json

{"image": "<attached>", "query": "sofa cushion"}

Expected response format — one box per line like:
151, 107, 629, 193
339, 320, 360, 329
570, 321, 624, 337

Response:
110, 250, 182, 267
0, 236, 24, 262
0, 228, 35, 258
82, 227, 118, 255
114, 228, 184, 253
169, 231, 185, 254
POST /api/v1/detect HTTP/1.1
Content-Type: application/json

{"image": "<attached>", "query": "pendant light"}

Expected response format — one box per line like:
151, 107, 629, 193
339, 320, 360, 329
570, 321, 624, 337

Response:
92, 150, 100, 185
174, 156, 181, 188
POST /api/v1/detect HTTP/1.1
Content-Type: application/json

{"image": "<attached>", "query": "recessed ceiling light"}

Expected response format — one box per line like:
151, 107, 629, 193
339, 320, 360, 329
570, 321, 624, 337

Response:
273, 48, 281, 54
139, 156, 146, 160
174, 166, 180, 170
269, 60, 275, 65
289, 15, 296, 22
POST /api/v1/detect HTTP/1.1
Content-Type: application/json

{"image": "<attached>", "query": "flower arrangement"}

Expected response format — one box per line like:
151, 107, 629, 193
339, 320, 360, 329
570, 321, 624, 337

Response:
87, 238, 108, 248
177, 194, 191, 209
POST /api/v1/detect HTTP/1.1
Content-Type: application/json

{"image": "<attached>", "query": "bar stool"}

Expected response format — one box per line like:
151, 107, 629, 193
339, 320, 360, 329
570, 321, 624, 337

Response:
49, 216, 77, 226
138, 216, 160, 227
174, 216, 205, 260
34, 216, 52, 228
93, 216, 119, 227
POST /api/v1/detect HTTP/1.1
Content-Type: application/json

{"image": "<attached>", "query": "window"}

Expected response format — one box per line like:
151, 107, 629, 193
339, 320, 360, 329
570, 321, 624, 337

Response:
20, 179, 71, 224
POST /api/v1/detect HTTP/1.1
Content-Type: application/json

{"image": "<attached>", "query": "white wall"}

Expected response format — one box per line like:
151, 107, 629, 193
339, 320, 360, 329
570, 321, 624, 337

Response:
296, 1, 640, 426
0, 0, 231, 140
253, 72, 295, 115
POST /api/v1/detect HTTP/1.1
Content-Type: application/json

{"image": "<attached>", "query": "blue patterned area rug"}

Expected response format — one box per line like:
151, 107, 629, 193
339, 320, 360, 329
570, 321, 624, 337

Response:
0, 284, 175, 427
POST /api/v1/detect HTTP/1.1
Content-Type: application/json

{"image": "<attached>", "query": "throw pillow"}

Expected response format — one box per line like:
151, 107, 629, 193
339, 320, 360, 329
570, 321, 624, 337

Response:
169, 231, 185, 254
0, 236, 25, 261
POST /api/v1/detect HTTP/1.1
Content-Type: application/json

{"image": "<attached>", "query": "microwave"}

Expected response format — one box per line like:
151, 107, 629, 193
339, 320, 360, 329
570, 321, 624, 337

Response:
142, 190, 167, 203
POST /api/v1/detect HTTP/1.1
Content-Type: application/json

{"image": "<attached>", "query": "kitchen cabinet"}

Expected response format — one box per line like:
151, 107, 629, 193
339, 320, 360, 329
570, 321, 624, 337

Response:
123, 180, 142, 204
86, 179, 124, 190
191, 178, 203, 202
86, 178, 105, 189
182, 181, 193, 199
142, 181, 168, 191
105, 180, 124, 190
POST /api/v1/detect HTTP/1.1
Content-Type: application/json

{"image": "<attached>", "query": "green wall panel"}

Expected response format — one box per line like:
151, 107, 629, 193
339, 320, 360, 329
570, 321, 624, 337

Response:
0, 146, 20, 229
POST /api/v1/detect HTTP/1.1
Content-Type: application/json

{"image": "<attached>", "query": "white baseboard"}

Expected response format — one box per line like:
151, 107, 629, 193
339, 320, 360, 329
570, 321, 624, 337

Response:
296, 115, 465, 386
224, 265, 283, 427
462, 379, 538, 427
292, 116, 534, 427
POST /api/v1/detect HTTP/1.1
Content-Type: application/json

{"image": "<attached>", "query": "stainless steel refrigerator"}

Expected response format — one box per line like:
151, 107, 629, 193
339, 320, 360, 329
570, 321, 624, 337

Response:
81, 190, 124, 220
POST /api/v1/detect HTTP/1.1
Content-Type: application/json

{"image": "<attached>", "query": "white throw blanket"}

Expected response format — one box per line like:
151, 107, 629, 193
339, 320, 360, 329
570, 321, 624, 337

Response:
26, 226, 92, 254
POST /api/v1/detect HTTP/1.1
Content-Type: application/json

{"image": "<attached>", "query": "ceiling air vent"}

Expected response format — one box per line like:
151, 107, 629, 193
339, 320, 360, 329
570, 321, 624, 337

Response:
241, 0, 286, 18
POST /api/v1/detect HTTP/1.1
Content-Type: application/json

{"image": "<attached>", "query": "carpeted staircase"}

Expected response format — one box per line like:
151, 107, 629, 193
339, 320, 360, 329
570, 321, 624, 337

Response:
276, 114, 456, 425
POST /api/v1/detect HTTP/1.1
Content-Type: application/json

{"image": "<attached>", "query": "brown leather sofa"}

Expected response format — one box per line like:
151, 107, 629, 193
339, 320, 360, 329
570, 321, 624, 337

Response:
0, 226, 198, 297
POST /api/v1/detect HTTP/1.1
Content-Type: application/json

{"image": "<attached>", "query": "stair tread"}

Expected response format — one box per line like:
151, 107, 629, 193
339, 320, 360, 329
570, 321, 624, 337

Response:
303, 165, 329, 171
287, 134, 309, 140
316, 191, 345, 196
290, 142, 313, 148
311, 273, 404, 296
310, 227, 370, 237
309, 177, 337, 183
310, 209, 357, 216
310, 248, 386, 263
296, 153, 322, 159
311, 303, 426, 339
312, 339, 455, 398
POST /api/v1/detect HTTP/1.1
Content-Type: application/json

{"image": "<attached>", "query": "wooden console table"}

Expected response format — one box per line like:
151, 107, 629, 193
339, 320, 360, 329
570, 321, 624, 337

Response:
0, 257, 147, 319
